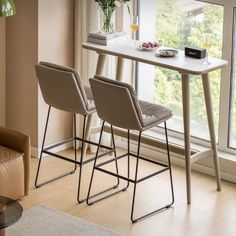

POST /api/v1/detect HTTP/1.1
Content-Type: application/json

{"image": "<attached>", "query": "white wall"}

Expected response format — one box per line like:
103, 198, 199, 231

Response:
6, 0, 74, 157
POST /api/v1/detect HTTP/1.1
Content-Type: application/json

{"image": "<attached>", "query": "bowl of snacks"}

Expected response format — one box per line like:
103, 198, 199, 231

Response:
156, 48, 178, 57
136, 41, 161, 51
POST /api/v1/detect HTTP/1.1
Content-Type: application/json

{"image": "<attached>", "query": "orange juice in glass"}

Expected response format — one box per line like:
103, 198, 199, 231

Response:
130, 23, 139, 33
130, 16, 139, 46
203, 37, 212, 64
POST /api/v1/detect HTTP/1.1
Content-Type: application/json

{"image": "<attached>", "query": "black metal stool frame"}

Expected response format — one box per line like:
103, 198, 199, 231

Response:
86, 120, 174, 223
35, 106, 121, 203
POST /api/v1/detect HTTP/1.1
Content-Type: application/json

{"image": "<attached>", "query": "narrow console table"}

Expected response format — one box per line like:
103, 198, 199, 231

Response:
82, 40, 228, 204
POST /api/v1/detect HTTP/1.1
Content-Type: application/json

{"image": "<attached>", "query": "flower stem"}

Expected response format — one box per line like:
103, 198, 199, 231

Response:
102, 5, 114, 33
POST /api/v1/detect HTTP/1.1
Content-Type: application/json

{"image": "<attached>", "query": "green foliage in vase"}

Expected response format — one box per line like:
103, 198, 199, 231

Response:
94, 0, 131, 33
0, 0, 16, 17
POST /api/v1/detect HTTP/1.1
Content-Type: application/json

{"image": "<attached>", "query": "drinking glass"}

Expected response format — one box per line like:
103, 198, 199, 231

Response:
203, 37, 212, 65
130, 16, 139, 46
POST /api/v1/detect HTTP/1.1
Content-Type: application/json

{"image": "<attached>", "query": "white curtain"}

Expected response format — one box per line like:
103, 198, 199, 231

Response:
75, 0, 98, 83
74, 0, 134, 151
74, 0, 99, 150
75, 0, 134, 80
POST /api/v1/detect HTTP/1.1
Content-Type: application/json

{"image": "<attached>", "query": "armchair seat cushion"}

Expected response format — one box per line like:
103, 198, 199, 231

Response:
0, 126, 30, 199
0, 145, 25, 199
0, 145, 23, 162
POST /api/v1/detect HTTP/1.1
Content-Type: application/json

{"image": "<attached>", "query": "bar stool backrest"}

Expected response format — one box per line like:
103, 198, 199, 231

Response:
89, 76, 143, 131
35, 62, 88, 115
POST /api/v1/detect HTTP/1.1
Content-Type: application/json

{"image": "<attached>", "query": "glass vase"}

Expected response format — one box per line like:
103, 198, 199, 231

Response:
101, 7, 114, 34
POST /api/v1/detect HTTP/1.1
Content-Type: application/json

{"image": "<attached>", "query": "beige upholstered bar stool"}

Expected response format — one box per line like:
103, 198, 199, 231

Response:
87, 76, 175, 222
35, 62, 114, 203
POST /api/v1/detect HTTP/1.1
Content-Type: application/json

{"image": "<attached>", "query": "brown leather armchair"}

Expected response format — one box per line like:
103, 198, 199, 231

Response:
0, 126, 30, 199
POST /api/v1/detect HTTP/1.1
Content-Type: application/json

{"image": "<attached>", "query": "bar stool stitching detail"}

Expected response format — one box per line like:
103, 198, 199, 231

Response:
34, 62, 117, 203
87, 76, 175, 223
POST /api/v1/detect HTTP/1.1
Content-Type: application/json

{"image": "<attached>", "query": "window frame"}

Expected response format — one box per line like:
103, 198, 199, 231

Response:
136, 0, 236, 154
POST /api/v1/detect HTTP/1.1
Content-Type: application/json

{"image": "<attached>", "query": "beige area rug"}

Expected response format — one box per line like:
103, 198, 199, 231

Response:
6, 204, 119, 236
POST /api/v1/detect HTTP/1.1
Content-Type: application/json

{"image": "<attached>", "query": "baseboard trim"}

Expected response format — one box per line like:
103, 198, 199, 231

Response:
116, 139, 236, 184
31, 136, 236, 183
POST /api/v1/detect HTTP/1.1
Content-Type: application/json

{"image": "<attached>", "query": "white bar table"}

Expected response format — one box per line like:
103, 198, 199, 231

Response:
82, 41, 228, 204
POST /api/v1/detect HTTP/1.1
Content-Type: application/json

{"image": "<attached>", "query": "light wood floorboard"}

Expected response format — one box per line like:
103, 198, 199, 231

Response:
19, 148, 236, 236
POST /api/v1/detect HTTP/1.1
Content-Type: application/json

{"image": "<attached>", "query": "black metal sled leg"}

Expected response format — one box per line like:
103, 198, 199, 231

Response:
77, 120, 119, 203
111, 125, 126, 189
130, 123, 175, 223
35, 106, 77, 188
86, 121, 124, 205
164, 122, 175, 206
122, 129, 131, 191
77, 115, 87, 203
130, 131, 142, 223
72, 113, 78, 173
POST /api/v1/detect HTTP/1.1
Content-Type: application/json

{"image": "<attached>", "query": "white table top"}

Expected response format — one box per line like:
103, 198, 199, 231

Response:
83, 41, 228, 75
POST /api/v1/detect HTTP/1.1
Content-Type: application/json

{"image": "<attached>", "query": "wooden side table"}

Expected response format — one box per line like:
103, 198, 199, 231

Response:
0, 196, 23, 236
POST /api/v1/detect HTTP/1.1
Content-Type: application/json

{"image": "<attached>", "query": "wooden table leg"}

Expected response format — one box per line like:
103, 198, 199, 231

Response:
96, 53, 107, 75
0, 228, 5, 236
82, 114, 93, 157
202, 73, 222, 191
116, 57, 124, 82
181, 73, 191, 204
83, 53, 107, 155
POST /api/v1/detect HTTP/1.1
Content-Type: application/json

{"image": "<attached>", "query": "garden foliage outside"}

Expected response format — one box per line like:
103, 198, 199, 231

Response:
154, 0, 223, 139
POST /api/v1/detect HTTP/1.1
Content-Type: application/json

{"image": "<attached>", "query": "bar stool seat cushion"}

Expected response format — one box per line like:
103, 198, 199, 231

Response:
139, 100, 172, 130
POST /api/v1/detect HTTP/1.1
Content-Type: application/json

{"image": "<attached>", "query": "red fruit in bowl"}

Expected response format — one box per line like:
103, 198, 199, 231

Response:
153, 42, 158, 47
140, 41, 160, 50
142, 42, 149, 48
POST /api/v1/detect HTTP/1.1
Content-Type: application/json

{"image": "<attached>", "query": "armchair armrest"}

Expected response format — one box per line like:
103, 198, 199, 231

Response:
0, 126, 31, 195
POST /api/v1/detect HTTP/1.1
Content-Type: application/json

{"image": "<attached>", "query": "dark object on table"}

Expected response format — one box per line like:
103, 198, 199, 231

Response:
185, 46, 206, 59
0, 196, 23, 235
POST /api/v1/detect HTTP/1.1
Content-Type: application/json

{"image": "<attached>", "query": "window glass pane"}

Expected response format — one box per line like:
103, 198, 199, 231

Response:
229, 8, 236, 147
137, 0, 223, 140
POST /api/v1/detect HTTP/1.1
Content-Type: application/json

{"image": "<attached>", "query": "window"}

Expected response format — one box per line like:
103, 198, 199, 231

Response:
229, 8, 236, 148
137, 0, 236, 153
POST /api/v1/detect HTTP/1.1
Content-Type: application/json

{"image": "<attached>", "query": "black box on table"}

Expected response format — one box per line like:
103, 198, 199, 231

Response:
184, 47, 206, 59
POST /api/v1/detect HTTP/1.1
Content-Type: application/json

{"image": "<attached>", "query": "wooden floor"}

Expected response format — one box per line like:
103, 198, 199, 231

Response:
19, 148, 236, 236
